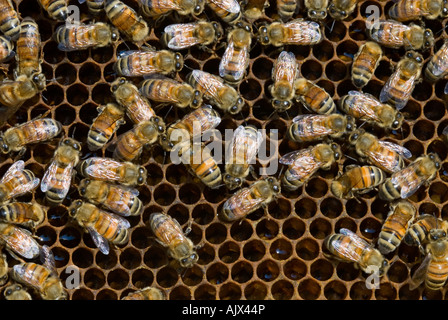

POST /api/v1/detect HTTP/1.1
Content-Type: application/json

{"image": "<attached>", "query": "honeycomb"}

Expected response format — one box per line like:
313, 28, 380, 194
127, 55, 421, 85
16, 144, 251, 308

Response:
0, 0, 448, 300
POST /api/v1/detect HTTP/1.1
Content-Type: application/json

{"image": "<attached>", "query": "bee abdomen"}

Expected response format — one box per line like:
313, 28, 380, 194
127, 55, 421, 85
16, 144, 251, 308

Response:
378, 178, 401, 201
426, 261, 448, 290
277, 0, 297, 19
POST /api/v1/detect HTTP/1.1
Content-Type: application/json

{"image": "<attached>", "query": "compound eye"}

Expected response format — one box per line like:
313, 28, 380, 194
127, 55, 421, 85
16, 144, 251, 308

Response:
73, 143, 80, 150
416, 56, 422, 63
194, 5, 201, 13
392, 120, 399, 128
273, 185, 279, 192
64, 139, 71, 144
231, 105, 238, 113
111, 85, 118, 91
158, 125, 164, 132
137, 176, 143, 184
424, 30, 431, 37
175, 62, 181, 70
406, 52, 412, 58
425, 41, 430, 47
310, 10, 316, 15
436, 162, 441, 169
32, 74, 40, 83
80, 188, 86, 195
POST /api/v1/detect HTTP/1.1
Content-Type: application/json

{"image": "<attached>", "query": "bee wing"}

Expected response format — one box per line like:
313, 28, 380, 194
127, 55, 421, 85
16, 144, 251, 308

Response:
219, 41, 250, 81
228, 125, 262, 164
88, 227, 110, 255
107, 185, 140, 216
380, 70, 414, 110
1, 160, 25, 183
191, 70, 221, 99
148, 0, 181, 10
164, 24, 201, 50
116, 50, 141, 59
391, 167, 424, 199
442, 125, 448, 136
274, 51, 299, 83
85, 160, 120, 181
0, 224, 40, 259
39, 245, 58, 275
41, 162, 74, 200
328, 228, 366, 262
279, 148, 313, 165
409, 252, 432, 290
284, 20, 321, 43
56, 25, 98, 52
291, 114, 316, 123
208, 0, 240, 13
377, 140, 412, 159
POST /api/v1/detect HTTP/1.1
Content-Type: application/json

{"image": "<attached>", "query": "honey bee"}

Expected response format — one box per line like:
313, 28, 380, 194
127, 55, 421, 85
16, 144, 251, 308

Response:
330, 165, 386, 199
224, 125, 263, 190
37, 0, 68, 21
425, 39, 448, 82
0, 35, 13, 62
139, 75, 202, 109
269, 51, 299, 112
324, 228, 390, 276
114, 48, 183, 77
68, 200, 130, 255
220, 177, 281, 222
149, 212, 198, 268
0, 252, 7, 285
280, 142, 341, 192
0, 223, 41, 260
294, 78, 337, 114
122, 287, 166, 300
113, 116, 166, 162
276, 0, 298, 21
87, 103, 126, 152
377, 200, 417, 255
0, 118, 62, 155
3, 283, 32, 300
242, 0, 269, 21
351, 41, 383, 89
139, 0, 205, 18
348, 129, 412, 174
78, 157, 147, 186
219, 23, 252, 85
111, 77, 156, 124
404, 214, 448, 253
305, 0, 328, 20
159, 104, 221, 151
15, 17, 42, 79
339, 91, 403, 130
258, 19, 322, 47
105, 0, 150, 42
178, 142, 222, 189
12, 247, 67, 300
162, 20, 223, 51
54, 22, 119, 52
380, 51, 423, 110
82, 0, 105, 15
78, 179, 143, 217
187, 69, 245, 114
367, 20, 434, 51
328, 0, 358, 19
0, 202, 45, 229
0, 160, 40, 205
388, 0, 448, 21
378, 153, 441, 202
206, 0, 242, 25
287, 114, 355, 143
0, 0, 20, 40
409, 228, 448, 291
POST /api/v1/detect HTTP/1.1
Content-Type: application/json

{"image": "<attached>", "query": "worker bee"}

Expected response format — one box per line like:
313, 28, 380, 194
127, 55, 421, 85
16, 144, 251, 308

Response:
425, 39, 448, 82
78, 179, 143, 217
139, 0, 205, 18
224, 125, 263, 190
178, 142, 222, 189
330, 165, 386, 199
149, 212, 198, 268
409, 228, 448, 291
0, 118, 62, 155
12, 247, 67, 300
187, 69, 245, 114
219, 23, 252, 85
388, 0, 448, 22
351, 41, 383, 89
328, 0, 358, 19
3, 283, 32, 300
0, 74, 47, 126
113, 116, 166, 162
37, 0, 68, 21
287, 114, 355, 143
258, 19, 322, 47
54, 22, 119, 51
0, 35, 13, 62
377, 200, 417, 255
367, 20, 434, 51
78, 157, 147, 186
122, 287, 166, 300
324, 228, 390, 276
0, 202, 45, 229
68, 200, 130, 255
206, 0, 242, 25
339, 91, 404, 130
0, 252, 7, 285
81, 0, 105, 15
15, 17, 42, 79
380, 51, 423, 110
139, 75, 202, 109
404, 214, 448, 253
0, 0, 20, 40
348, 129, 412, 174
280, 142, 341, 192
111, 77, 156, 124
304, 0, 328, 20
269, 51, 299, 112
220, 177, 281, 222
242, 0, 269, 21
87, 103, 126, 152
276, 0, 298, 21
379, 153, 441, 201
105, 0, 150, 42
114, 48, 183, 77
162, 21, 223, 50
0, 223, 41, 260
0, 160, 40, 205
159, 104, 221, 151
294, 78, 336, 114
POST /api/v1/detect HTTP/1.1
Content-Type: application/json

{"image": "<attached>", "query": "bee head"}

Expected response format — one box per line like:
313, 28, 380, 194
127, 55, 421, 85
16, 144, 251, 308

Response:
229, 97, 244, 115
330, 143, 342, 160
224, 174, 242, 190
180, 252, 199, 268
267, 177, 281, 194
308, 9, 327, 20
78, 179, 91, 196
110, 77, 126, 93
150, 116, 166, 135
211, 22, 223, 40
258, 25, 270, 45
68, 200, 83, 217
159, 133, 174, 152
328, 3, 347, 19
428, 152, 441, 169
0, 134, 10, 154
442, 0, 448, 17
31, 73, 47, 91
348, 128, 365, 145
191, 90, 202, 108
423, 29, 434, 50
391, 112, 403, 130
137, 166, 147, 185
272, 99, 291, 112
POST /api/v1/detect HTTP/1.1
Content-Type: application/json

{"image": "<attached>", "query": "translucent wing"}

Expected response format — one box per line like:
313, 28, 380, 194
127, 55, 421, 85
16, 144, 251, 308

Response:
164, 23, 200, 50
146, 0, 181, 10
56, 24, 99, 51
223, 187, 266, 214
88, 227, 110, 255
380, 67, 417, 110
209, 0, 240, 13
40, 245, 57, 274
219, 40, 250, 81
40, 161, 74, 200
285, 20, 321, 44
370, 20, 407, 48
0, 224, 40, 259
192, 70, 222, 101
273, 51, 299, 83
391, 164, 424, 199
279, 148, 315, 166
409, 252, 432, 290
1, 160, 25, 183
377, 140, 412, 159
228, 125, 262, 165
84, 158, 121, 180
106, 184, 140, 216
429, 43, 448, 78
332, 228, 370, 262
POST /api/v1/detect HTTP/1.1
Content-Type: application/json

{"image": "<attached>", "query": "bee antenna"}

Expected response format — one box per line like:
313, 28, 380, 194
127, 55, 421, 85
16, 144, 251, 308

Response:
283, 110, 291, 120
358, 121, 367, 129
344, 154, 358, 162
183, 63, 194, 71
329, 19, 336, 33
267, 109, 277, 120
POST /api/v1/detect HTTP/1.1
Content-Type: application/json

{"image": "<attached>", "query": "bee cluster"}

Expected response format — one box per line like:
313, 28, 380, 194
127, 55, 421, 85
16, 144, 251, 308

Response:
0, 0, 446, 300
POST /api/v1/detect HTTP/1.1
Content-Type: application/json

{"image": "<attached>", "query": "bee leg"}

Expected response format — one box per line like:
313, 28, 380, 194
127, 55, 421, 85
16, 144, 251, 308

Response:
184, 219, 192, 235
15, 147, 26, 160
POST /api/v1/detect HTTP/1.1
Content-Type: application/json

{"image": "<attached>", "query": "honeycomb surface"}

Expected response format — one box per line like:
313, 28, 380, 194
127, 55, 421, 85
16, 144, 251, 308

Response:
0, 0, 448, 300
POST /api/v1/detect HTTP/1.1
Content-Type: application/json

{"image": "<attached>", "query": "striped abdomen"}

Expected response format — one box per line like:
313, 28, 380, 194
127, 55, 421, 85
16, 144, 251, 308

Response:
114, 130, 145, 162
86, 0, 105, 14
115, 51, 160, 77
346, 166, 385, 191
104, 185, 142, 216
87, 103, 125, 151
282, 157, 319, 191
369, 21, 407, 49
325, 234, 366, 264
1, 169, 37, 201
297, 83, 336, 114
149, 213, 185, 247
0, 202, 43, 227
141, 0, 177, 17
0, 78, 36, 108
12, 263, 52, 291
10, 118, 61, 149
426, 259, 448, 290
404, 215, 438, 247
90, 209, 129, 244
16, 18, 41, 77
0, 35, 12, 62
222, 186, 264, 221
388, 0, 432, 21
287, 116, 342, 142
0, 0, 19, 39
378, 209, 413, 254
38, 0, 68, 21
140, 78, 182, 104
44, 164, 74, 205
352, 43, 382, 88
105, 0, 148, 42
183, 144, 222, 188
207, 0, 241, 24
277, 0, 297, 20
